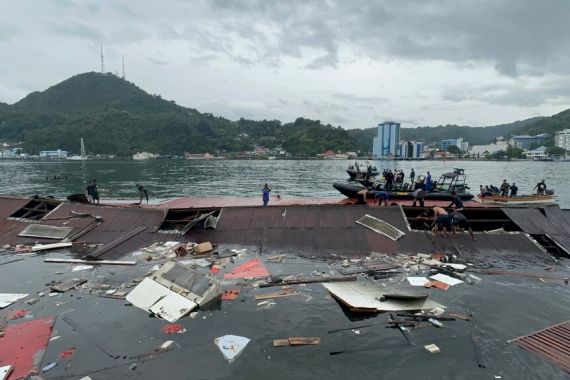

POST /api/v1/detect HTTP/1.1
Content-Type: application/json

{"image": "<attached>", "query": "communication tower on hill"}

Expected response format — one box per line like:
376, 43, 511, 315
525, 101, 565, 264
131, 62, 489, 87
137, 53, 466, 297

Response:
122, 55, 126, 79
100, 43, 105, 74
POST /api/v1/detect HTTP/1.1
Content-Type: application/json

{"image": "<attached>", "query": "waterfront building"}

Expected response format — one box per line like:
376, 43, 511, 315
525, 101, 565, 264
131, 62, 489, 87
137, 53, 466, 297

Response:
39, 150, 68, 159
440, 137, 468, 152
510, 134, 548, 149
555, 129, 570, 151
373, 121, 400, 158
399, 141, 424, 159
523, 146, 548, 160
468, 137, 508, 157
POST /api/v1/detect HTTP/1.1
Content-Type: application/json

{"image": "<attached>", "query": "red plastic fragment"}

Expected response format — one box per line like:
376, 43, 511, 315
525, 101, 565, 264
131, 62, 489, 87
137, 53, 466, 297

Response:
161, 324, 184, 334
224, 258, 269, 279
210, 267, 220, 274
59, 347, 76, 359
221, 289, 241, 300
0, 316, 55, 380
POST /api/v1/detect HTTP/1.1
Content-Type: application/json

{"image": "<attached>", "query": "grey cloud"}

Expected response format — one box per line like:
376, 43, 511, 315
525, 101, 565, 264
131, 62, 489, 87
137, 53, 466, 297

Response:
441, 77, 570, 107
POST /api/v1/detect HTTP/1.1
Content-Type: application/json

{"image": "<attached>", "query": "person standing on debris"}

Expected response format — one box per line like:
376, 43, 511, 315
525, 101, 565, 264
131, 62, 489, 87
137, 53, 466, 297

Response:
85, 179, 100, 205
425, 171, 432, 192
500, 180, 510, 197
509, 182, 518, 197
413, 185, 425, 207
450, 212, 475, 241
534, 179, 547, 196
262, 183, 271, 207
447, 191, 464, 212
410, 169, 415, 184
432, 206, 450, 237
136, 184, 149, 204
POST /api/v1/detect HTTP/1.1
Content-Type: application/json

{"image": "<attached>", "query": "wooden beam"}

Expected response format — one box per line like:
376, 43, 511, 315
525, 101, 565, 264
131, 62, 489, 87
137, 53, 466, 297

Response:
44, 258, 136, 265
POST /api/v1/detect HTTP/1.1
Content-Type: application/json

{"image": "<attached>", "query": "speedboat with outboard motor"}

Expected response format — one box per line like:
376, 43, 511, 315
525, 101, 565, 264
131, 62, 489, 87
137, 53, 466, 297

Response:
334, 168, 474, 201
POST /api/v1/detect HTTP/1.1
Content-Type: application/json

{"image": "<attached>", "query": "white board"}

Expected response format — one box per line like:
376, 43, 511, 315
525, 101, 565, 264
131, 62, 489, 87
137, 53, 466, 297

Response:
407, 277, 430, 287
0, 293, 28, 309
430, 273, 464, 286
214, 335, 250, 363
0, 365, 13, 380
322, 282, 444, 312
126, 278, 171, 312
149, 292, 197, 323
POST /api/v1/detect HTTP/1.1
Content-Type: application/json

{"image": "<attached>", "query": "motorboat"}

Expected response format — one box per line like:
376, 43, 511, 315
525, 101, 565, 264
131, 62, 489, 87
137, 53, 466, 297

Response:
476, 194, 557, 207
334, 168, 474, 201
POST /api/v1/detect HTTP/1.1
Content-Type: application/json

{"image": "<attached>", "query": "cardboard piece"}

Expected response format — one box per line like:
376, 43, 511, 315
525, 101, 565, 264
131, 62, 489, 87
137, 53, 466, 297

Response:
273, 337, 321, 347
195, 242, 213, 254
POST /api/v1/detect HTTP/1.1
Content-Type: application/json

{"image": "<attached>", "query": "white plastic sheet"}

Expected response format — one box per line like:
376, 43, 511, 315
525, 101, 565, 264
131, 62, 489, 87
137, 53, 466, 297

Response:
214, 335, 251, 363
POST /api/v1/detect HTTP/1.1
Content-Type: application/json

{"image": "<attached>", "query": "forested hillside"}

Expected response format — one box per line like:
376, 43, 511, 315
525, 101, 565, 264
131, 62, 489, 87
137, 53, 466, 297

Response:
0, 72, 567, 156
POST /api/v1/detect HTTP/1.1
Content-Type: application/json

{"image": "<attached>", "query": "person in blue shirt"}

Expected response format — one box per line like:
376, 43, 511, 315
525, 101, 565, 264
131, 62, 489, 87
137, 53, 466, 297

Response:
262, 183, 271, 206
425, 171, 432, 192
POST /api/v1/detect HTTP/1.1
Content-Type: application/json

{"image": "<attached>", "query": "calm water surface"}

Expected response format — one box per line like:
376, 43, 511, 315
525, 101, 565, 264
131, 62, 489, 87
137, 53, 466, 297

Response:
0, 159, 569, 208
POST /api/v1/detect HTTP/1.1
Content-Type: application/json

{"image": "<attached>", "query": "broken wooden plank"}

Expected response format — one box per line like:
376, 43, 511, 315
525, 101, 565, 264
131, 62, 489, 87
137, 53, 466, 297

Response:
273, 339, 290, 347
86, 225, 146, 259
289, 337, 321, 346
254, 289, 301, 301
44, 258, 136, 266
31, 242, 73, 252
273, 337, 321, 347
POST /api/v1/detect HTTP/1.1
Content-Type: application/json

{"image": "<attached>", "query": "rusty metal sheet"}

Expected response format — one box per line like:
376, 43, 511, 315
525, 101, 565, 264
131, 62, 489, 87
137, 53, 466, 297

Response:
0, 196, 32, 219
512, 320, 570, 373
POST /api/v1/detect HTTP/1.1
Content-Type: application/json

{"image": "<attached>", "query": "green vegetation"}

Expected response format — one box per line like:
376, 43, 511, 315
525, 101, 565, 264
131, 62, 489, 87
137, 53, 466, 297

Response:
446, 145, 463, 154
0, 72, 568, 156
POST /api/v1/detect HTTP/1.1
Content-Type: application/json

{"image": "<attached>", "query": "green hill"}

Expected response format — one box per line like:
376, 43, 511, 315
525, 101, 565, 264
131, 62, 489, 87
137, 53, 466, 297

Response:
0, 72, 354, 156
0, 72, 567, 156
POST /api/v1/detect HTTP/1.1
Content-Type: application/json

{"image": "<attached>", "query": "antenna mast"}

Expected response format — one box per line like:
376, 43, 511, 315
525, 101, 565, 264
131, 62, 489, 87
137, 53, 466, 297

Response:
122, 55, 126, 79
100, 43, 105, 74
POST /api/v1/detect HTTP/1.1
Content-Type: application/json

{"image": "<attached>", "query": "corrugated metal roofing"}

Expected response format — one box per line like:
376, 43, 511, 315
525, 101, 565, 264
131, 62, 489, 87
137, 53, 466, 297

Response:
512, 320, 570, 373
502, 208, 567, 235
543, 205, 570, 230
0, 196, 33, 219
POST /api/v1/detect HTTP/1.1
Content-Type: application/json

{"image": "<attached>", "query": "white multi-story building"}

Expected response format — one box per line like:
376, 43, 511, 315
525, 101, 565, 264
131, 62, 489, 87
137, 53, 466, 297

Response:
373, 121, 400, 158
555, 129, 570, 151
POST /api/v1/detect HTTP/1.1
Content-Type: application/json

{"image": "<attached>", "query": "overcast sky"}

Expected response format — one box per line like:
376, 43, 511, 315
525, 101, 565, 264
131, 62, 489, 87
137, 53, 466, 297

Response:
1, 0, 570, 129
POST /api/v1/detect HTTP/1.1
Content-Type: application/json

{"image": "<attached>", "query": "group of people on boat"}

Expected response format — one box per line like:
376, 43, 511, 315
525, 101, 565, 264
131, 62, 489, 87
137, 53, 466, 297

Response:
479, 179, 550, 198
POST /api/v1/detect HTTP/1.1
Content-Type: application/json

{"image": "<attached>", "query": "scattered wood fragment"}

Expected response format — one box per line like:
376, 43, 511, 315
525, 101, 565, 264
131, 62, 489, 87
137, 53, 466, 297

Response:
44, 258, 136, 266
254, 289, 300, 301
273, 337, 321, 347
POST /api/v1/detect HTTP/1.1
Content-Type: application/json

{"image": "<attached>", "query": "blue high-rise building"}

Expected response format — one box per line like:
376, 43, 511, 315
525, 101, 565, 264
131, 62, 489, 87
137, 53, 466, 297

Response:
373, 121, 401, 158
